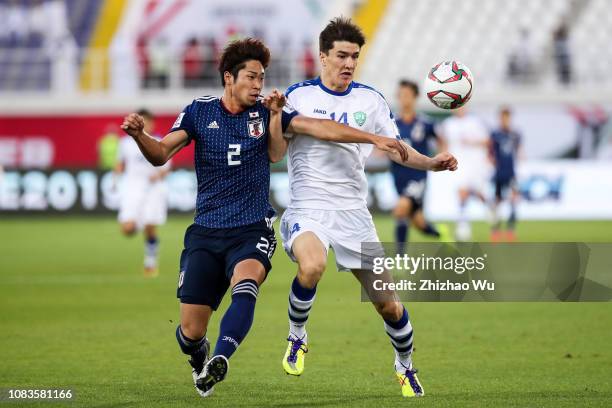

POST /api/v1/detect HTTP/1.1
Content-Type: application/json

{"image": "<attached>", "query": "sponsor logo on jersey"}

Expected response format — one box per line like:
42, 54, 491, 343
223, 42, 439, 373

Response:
247, 118, 265, 138
353, 111, 367, 127
207, 121, 219, 129
313, 108, 327, 114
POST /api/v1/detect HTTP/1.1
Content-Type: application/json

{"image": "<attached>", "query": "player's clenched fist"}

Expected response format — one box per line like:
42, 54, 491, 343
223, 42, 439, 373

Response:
121, 113, 145, 138
263, 89, 286, 113
430, 152, 458, 172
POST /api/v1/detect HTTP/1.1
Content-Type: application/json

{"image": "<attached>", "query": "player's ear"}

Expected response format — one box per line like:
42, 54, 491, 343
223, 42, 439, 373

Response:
224, 71, 234, 86
319, 51, 327, 68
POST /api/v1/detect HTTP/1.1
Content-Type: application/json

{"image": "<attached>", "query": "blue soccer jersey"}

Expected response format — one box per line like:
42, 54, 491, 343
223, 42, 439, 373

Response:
490, 129, 521, 181
170, 95, 296, 228
390, 115, 439, 184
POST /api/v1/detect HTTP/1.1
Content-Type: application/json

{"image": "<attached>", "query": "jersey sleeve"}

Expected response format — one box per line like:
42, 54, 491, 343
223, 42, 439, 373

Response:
169, 102, 197, 144
281, 93, 299, 133
374, 97, 400, 139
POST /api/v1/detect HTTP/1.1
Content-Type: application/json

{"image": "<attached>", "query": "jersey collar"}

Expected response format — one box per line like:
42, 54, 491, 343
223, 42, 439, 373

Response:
317, 77, 354, 96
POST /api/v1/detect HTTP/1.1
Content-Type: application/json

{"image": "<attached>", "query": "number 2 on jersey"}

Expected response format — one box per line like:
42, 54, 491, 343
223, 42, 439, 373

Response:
227, 144, 241, 165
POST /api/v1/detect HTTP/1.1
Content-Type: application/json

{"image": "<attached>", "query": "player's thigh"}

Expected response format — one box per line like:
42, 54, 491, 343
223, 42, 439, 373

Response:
225, 220, 276, 284
280, 209, 330, 265
178, 245, 229, 311
292, 232, 329, 276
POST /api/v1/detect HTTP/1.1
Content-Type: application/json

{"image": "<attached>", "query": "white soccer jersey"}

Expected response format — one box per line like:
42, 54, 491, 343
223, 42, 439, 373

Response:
117, 136, 171, 180
283, 78, 399, 210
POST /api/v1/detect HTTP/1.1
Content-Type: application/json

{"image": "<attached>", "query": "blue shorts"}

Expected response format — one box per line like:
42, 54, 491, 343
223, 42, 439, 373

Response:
177, 220, 276, 309
393, 176, 427, 213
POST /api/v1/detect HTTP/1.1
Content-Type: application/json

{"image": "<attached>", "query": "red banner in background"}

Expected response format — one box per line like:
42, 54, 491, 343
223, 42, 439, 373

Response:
0, 115, 195, 168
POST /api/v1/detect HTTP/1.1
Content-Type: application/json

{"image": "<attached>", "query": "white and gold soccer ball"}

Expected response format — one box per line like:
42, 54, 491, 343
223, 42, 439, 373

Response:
424, 60, 474, 109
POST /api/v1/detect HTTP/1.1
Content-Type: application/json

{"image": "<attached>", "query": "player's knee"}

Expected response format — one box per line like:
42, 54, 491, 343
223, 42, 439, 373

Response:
375, 301, 403, 321
180, 319, 206, 340
297, 259, 326, 287
120, 223, 137, 236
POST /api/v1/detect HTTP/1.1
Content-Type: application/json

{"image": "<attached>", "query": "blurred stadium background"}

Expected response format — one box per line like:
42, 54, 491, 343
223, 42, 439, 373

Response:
1, 0, 611, 406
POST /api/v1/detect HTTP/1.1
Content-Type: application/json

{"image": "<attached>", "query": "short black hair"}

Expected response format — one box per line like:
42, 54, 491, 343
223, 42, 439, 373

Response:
319, 17, 365, 54
218, 38, 271, 86
136, 108, 153, 120
500, 106, 512, 115
399, 79, 419, 96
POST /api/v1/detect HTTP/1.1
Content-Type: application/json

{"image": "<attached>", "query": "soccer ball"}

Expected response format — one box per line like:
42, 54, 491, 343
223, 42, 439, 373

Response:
424, 61, 474, 109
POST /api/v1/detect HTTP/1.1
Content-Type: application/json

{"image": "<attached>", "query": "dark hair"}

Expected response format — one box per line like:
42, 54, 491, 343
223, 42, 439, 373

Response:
136, 108, 153, 120
319, 17, 365, 54
218, 38, 271, 86
398, 79, 419, 96
500, 106, 512, 115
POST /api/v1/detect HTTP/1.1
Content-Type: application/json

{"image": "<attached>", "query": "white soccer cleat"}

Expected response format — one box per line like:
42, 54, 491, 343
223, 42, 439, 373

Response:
195, 355, 229, 398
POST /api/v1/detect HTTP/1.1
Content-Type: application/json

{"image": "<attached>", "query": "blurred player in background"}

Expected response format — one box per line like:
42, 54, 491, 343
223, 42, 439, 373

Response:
391, 79, 450, 253
115, 109, 170, 277
279, 18, 457, 398
489, 107, 522, 241
439, 106, 490, 241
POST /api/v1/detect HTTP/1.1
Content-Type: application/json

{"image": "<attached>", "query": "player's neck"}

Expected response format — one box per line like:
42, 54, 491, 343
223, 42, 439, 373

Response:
220, 93, 246, 115
320, 73, 350, 93
401, 111, 416, 123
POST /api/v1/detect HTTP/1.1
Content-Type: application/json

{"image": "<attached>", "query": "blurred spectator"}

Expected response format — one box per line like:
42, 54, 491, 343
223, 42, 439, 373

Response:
201, 35, 219, 86
146, 37, 171, 89
28, 0, 46, 46
5, 0, 28, 46
136, 37, 150, 88
182, 37, 204, 88
301, 40, 317, 80
507, 29, 534, 84
570, 106, 609, 159
553, 23, 572, 85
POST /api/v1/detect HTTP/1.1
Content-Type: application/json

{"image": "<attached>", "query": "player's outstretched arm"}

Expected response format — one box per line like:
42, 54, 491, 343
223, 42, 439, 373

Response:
286, 116, 410, 161
263, 89, 288, 163
121, 113, 189, 166
389, 140, 459, 172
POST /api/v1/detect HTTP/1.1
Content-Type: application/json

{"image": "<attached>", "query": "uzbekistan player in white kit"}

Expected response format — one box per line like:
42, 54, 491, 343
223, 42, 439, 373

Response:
116, 109, 171, 277
439, 107, 491, 241
278, 18, 458, 397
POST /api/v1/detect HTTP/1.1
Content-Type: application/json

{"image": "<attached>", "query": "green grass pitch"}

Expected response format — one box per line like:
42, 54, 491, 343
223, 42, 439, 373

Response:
1, 216, 611, 407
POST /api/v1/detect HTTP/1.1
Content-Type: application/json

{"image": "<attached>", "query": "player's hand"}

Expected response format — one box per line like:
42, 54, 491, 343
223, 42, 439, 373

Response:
121, 113, 145, 138
373, 136, 410, 162
430, 152, 458, 172
263, 89, 286, 113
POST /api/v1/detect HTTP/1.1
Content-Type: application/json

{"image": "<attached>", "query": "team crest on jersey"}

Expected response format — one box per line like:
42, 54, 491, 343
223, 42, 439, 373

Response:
247, 118, 265, 139
353, 111, 367, 127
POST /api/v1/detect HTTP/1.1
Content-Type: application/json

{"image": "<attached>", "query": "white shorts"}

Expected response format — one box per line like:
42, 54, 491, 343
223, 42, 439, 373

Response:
118, 180, 168, 227
280, 207, 384, 271
455, 164, 490, 193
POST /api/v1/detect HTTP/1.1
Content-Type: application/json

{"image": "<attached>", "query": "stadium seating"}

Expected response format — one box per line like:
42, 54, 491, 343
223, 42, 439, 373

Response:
359, 0, 607, 98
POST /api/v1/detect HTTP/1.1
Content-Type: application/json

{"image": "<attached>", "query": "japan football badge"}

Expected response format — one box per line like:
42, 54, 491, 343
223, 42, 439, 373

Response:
247, 118, 265, 139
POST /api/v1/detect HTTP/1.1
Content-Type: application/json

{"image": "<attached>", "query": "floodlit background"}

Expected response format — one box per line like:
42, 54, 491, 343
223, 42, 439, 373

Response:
0, 1, 611, 407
